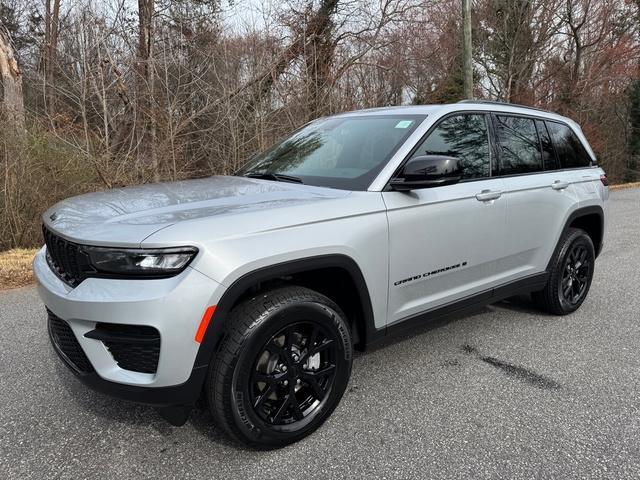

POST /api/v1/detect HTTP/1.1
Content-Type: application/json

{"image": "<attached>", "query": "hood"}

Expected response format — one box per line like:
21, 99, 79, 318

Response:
43, 176, 349, 246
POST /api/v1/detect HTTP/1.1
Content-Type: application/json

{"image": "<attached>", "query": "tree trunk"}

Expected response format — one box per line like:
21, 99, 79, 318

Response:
137, 0, 158, 181
44, 0, 61, 116
0, 24, 25, 132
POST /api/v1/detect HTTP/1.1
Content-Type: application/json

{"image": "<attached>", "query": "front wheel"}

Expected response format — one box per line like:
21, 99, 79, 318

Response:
207, 286, 352, 449
533, 227, 595, 315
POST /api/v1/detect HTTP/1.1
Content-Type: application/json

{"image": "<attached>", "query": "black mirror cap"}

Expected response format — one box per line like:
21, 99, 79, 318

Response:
390, 155, 462, 191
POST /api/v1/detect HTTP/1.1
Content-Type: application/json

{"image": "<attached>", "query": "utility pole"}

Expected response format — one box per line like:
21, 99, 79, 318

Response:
462, 0, 473, 99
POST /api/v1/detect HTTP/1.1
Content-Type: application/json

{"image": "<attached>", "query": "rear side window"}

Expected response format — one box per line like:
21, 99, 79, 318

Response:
410, 113, 490, 180
494, 115, 543, 175
545, 121, 592, 169
535, 120, 559, 170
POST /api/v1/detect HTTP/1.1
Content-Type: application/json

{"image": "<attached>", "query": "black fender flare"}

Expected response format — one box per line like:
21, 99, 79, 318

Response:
546, 205, 604, 271
193, 254, 376, 370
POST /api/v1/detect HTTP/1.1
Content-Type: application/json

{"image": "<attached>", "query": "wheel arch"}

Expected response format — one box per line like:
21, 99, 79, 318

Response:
194, 255, 376, 374
568, 210, 604, 258
547, 205, 604, 271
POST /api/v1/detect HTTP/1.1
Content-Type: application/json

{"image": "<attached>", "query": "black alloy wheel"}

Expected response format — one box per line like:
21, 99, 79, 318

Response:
207, 286, 352, 449
560, 242, 592, 306
249, 322, 338, 428
532, 227, 595, 315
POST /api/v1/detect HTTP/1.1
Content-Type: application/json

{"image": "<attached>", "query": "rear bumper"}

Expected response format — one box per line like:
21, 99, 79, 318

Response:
34, 246, 226, 406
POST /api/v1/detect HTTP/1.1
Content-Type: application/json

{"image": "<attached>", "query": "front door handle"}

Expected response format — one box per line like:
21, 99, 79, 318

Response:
475, 190, 502, 202
551, 180, 569, 190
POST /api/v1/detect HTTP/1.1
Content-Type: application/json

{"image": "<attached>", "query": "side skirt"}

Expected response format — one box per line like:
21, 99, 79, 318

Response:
369, 272, 549, 344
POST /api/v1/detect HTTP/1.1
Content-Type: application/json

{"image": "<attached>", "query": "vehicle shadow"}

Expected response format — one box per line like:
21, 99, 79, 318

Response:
53, 355, 240, 448
52, 293, 543, 450
492, 294, 542, 315
188, 401, 246, 449
55, 360, 155, 426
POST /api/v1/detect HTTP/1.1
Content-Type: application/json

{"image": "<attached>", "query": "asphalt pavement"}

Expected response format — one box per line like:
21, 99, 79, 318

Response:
1, 188, 639, 479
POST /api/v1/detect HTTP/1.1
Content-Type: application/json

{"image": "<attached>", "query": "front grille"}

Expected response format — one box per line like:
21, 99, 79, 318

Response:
92, 323, 161, 374
47, 310, 94, 373
42, 226, 94, 287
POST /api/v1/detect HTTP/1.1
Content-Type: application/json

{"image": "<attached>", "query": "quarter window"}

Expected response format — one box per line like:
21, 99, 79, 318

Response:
495, 115, 543, 174
410, 114, 490, 180
545, 121, 592, 169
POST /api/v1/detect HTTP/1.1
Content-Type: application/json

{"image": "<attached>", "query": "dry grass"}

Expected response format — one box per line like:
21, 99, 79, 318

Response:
610, 182, 640, 190
0, 248, 38, 290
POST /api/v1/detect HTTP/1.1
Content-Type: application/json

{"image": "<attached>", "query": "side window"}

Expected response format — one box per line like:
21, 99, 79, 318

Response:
410, 114, 490, 180
535, 120, 559, 170
545, 121, 592, 169
495, 115, 543, 174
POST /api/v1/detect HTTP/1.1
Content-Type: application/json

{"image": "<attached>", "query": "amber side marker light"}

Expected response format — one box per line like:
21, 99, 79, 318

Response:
195, 305, 217, 343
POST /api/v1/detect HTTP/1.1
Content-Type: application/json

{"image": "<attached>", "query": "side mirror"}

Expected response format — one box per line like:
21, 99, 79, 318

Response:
390, 155, 462, 191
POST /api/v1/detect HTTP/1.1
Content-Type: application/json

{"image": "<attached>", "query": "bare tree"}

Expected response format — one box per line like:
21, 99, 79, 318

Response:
137, 0, 158, 181
1, 0, 640, 251
0, 21, 24, 132
43, 0, 61, 116
475, 0, 561, 104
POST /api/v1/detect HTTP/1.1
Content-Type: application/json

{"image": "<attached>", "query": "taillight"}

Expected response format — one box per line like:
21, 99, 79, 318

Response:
600, 174, 609, 187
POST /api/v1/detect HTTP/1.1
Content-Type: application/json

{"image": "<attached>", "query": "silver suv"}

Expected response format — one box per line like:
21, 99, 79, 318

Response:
34, 101, 608, 448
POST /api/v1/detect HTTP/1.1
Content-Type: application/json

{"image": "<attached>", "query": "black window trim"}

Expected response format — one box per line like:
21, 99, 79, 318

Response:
534, 119, 560, 171
534, 119, 546, 170
384, 109, 597, 190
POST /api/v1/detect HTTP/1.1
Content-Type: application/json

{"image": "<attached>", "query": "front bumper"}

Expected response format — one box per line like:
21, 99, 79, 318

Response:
34, 247, 226, 406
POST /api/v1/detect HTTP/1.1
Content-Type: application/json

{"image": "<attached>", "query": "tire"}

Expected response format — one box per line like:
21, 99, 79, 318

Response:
532, 227, 595, 315
207, 285, 352, 449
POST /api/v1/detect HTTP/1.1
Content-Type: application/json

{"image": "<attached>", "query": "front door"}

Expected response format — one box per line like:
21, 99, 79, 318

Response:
383, 113, 507, 325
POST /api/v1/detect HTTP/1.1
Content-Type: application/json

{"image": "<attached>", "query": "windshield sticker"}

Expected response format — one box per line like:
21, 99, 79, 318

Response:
395, 120, 414, 129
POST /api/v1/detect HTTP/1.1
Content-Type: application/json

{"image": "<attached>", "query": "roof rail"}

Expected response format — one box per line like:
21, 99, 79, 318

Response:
457, 99, 551, 114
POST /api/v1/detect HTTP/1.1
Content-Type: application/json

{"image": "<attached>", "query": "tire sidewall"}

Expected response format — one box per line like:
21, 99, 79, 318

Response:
229, 301, 352, 447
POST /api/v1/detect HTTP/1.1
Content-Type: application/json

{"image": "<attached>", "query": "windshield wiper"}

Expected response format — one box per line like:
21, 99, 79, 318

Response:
244, 172, 304, 184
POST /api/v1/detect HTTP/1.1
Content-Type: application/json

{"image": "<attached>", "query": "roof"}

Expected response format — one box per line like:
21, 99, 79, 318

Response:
335, 101, 575, 125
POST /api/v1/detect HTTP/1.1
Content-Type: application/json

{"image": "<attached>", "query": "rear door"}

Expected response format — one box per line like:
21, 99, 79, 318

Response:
545, 120, 602, 205
492, 115, 583, 282
383, 113, 507, 324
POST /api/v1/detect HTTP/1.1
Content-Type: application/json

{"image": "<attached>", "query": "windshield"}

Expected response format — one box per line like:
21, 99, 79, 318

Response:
237, 115, 426, 190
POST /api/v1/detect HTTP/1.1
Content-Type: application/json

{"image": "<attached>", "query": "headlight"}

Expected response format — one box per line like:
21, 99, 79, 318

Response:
83, 246, 198, 277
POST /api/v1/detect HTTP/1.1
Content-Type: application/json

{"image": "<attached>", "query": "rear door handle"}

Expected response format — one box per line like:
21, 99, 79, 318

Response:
551, 180, 569, 190
475, 190, 502, 202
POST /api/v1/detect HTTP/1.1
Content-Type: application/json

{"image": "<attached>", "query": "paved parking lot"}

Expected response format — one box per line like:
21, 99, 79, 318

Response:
1, 188, 639, 479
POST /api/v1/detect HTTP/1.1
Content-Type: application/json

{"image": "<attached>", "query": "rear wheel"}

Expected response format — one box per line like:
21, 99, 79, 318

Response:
533, 227, 595, 315
207, 286, 352, 449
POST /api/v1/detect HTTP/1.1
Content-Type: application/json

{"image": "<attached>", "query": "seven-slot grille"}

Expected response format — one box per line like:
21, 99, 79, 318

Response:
47, 309, 95, 373
42, 226, 94, 287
